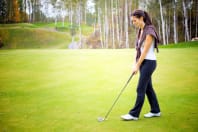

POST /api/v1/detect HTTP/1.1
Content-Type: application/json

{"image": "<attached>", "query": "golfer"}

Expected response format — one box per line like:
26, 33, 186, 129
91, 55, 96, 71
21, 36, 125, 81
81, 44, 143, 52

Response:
121, 9, 161, 121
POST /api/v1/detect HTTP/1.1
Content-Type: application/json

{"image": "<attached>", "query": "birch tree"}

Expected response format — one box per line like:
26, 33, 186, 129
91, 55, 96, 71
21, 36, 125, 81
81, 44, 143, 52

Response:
196, 0, 198, 37
165, 20, 168, 44
111, 0, 115, 48
60, 4, 66, 27
54, 0, 61, 27
78, 0, 82, 48
84, 6, 87, 24
98, 8, 103, 48
104, 0, 109, 48
115, 0, 120, 47
70, 2, 73, 26
158, 0, 166, 45
173, 0, 178, 43
125, 0, 129, 48
182, 0, 190, 41
157, 20, 161, 40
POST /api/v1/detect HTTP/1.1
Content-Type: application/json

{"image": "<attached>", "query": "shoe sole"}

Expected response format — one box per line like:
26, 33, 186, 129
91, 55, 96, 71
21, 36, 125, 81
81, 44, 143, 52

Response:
144, 114, 161, 118
121, 117, 138, 121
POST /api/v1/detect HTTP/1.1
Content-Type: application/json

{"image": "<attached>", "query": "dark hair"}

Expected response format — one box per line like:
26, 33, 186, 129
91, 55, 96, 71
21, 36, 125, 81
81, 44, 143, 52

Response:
131, 10, 152, 25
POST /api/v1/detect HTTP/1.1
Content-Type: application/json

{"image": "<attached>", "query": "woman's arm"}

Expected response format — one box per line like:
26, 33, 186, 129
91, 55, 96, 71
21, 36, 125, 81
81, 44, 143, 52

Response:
133, 34, 154, 74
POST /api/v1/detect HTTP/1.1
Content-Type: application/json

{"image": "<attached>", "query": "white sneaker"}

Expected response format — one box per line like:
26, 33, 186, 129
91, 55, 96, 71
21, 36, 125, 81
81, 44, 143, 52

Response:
121, 114, 138, 121
144, 112, 161, 118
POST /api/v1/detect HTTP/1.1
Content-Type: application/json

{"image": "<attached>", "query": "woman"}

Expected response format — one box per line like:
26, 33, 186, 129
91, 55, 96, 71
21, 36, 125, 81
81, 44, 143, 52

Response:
121, 9, 161, 121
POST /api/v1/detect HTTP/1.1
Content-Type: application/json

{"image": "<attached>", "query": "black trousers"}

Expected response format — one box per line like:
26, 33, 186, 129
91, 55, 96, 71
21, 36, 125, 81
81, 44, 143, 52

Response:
129, 59, 160, 117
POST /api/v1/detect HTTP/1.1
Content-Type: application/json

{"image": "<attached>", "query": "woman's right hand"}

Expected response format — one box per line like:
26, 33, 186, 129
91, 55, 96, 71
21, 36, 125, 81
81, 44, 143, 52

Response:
132, 64, 140, 75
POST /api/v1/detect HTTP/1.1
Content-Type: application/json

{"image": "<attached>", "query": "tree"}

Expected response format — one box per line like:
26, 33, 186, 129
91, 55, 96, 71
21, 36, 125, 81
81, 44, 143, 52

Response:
124, 0, 129, 48
115, 0, 120, 47
2, 0, 197, 45
196, 0, 198, 37
78, 0, 83, 48
111, 0, 115, 48
104, 0, 109, 48
12, 0, 21, 22
158, 0, 166, 45
0, 0, 7, 23
173, 0, 178, 43
182, 0, 190, 41
98, 7, 103, 48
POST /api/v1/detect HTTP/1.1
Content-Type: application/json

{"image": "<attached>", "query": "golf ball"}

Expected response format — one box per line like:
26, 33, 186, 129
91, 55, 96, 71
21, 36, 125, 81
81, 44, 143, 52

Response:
97, 117, 104, 122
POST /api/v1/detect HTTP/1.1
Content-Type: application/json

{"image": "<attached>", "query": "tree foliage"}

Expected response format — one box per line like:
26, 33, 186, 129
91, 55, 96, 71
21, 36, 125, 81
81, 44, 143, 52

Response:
0, 0, 7, 23
0, 0, 197, 46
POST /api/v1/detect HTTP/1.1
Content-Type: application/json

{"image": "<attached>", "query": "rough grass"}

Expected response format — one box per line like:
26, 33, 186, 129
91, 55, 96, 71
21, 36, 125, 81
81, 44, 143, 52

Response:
0, 22, 93, 49
0, 47, 197, 131
159, 41, 198, 48
0, 28, 70, 49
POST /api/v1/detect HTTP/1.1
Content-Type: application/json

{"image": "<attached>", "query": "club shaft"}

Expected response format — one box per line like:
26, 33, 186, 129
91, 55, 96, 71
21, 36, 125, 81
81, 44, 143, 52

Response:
103, 73, 134, 120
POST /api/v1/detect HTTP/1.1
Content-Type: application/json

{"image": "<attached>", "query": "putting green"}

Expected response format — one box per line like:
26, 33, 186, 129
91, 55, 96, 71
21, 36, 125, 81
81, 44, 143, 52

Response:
0, 48, 197, 131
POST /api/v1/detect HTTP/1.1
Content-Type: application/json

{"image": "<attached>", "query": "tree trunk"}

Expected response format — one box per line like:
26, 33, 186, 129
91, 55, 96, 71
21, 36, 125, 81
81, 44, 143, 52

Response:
125, 0, 129, 48
173, 0, 178, 43
158, 0, 166, 45
116, 0, 120, 48
104, 0, 109, 48
196, 0, 198, 37
54, 6, 57, 27
84, 7, 86, 24
23, 0, 27, 22
128, 0, 132, 27
98, 8, 103, 48
94, 14, 96, 33
157, 20, 161, 42
103, 14, 106, 48
182, 0, 190, 41
166, 9, 170, 44
189, 7, 191, 40
79, 1, 82, 48
13, 0, 21, 22
118, 0, 123, 48
165, 20, 169, 44
32, 0, 35, 23
111, 0, 115, 48
28, 0, 32, 22
61, 8, 65, 27
70, 3, 73, 26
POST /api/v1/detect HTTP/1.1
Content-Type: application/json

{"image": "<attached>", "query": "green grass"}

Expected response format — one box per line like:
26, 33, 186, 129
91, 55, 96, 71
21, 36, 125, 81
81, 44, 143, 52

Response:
0, 28, 70, 49
33, 22, 94, 35
0, 22, 93, 49
0, 47, 198, 131
0, 23, 39, 28
159, 41, 198, 48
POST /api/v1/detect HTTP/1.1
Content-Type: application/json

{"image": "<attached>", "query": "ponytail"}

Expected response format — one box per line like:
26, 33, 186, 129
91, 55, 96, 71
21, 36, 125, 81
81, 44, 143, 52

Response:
143, 11, 152, 25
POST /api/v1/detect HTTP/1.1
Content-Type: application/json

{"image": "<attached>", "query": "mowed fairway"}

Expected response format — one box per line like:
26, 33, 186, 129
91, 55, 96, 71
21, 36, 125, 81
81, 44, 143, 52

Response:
0, 48, 197, 131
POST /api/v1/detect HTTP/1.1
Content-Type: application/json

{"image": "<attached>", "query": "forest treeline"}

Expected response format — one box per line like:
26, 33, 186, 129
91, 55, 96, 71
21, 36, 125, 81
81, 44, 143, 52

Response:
0, 0, 197, 48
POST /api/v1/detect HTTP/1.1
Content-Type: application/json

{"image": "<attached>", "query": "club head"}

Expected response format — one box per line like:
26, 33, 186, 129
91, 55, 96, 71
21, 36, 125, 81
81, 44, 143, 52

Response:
97, 117, 105, 122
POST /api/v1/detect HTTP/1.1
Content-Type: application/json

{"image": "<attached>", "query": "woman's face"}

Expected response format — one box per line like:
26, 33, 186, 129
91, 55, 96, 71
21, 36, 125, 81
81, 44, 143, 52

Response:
131, 16, 143, 28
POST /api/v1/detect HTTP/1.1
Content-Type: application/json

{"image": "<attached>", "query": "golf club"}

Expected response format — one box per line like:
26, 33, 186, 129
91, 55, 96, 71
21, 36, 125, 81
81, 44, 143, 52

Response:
98, 72, 135, 122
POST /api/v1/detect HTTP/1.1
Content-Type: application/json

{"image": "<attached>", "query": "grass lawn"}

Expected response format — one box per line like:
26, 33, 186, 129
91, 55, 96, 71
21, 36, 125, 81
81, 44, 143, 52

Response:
0, 22, 94, 49
0, 47, 197, 131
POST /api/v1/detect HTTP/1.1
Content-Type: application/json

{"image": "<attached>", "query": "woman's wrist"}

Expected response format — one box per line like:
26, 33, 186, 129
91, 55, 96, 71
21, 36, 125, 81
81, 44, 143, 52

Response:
136, 62, 141, 67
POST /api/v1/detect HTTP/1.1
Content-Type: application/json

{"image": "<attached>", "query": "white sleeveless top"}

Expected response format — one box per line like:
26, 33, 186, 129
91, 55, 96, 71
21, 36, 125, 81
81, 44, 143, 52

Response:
140, 40, 156, 60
